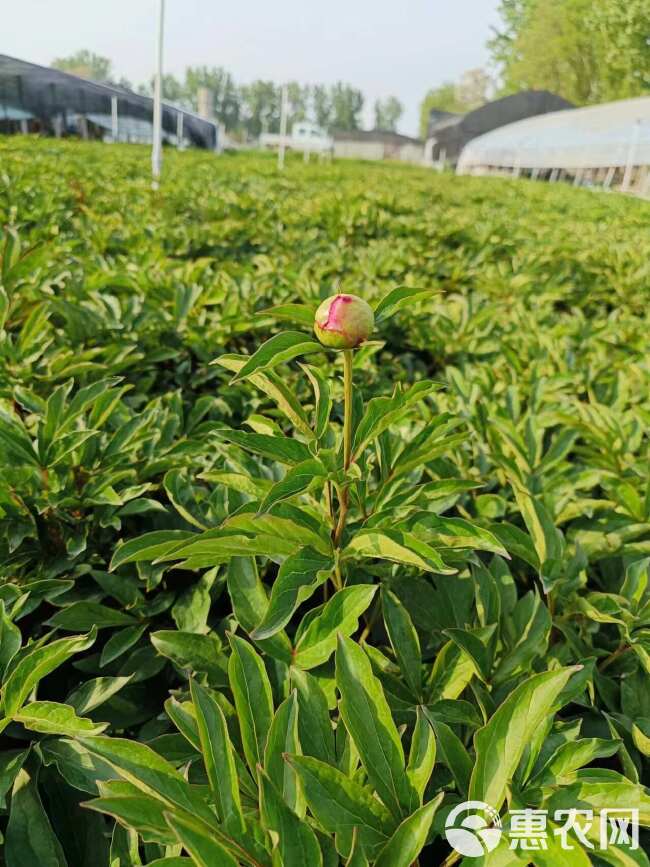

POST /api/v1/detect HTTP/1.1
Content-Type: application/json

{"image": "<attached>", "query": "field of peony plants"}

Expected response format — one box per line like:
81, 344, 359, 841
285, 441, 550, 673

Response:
0, 136, 649, 866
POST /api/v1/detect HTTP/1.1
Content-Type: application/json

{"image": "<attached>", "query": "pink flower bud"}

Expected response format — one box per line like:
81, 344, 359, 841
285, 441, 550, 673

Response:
313, 294, 374, 349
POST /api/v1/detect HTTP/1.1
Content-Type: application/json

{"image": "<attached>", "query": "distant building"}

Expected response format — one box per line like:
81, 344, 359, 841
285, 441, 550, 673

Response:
0, 53, 218, 149
426, 90, 574, 166
332, 129, 423, 164
260, 121, 333, 156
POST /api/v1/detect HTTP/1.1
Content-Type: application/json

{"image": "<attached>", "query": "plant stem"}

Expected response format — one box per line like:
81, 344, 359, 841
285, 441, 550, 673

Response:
598, 642, 631, 672
342, 348, 353, 471
333, 350, 354, 557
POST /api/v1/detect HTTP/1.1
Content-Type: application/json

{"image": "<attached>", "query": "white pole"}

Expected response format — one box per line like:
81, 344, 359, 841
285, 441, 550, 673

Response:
151, 0, 165, 188
622, 119, 641, 192
111, 96, 118, 141
278, 84, 288, 170
176, 110, 184, 149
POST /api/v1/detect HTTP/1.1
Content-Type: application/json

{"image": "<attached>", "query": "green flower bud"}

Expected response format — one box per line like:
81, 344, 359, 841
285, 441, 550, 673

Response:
314, 293, 374, 349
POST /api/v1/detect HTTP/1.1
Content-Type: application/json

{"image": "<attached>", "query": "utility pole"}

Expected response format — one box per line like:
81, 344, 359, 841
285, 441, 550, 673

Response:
278, 84, 288, 170
152, 0, 165, 188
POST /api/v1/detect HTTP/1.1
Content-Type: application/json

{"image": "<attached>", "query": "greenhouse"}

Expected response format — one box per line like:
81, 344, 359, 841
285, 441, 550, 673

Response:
0, 53, 218, 149
457, 95, 650, 193
426, 90, 573, 165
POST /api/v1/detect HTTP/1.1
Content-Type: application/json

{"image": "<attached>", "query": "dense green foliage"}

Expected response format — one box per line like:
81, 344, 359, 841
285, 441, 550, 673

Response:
489, 0, 650, 104
0, 137, 649, 866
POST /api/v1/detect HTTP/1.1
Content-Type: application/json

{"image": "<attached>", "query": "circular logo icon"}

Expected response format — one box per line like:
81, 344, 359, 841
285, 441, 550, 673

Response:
445, 800, 503, 857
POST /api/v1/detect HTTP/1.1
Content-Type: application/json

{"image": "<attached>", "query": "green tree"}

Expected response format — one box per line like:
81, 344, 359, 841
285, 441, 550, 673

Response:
489, 0, 650, 104
330, 82, 364, 131
241, 81, 281, 138
418, 83, 463, 138
52, 50, 113, 83
312, 84, 332, 130
505, 0, 600, 103
374, 96, 404, 132
185, 66, 241, 130
287, 82, 310, 128
591, 0, 650, 101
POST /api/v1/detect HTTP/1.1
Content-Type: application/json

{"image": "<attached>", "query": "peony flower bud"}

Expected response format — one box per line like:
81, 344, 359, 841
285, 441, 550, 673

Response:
314, 293, 374, 349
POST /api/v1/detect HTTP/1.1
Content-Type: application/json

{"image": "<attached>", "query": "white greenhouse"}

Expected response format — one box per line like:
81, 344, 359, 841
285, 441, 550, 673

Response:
457, 95, 650, 195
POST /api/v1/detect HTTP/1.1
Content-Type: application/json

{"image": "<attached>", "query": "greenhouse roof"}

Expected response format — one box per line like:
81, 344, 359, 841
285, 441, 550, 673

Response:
457, 95, 650, 171
0, 53, 218, 148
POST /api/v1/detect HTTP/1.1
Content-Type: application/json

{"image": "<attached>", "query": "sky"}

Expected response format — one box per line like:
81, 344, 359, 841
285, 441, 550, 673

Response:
5, 0, 502, 136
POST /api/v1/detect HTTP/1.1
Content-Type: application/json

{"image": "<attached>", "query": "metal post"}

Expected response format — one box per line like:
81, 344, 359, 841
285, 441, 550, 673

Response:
111, 96, 118, 141
151, 0, 165, 188
603, 166, 616, 189
176, 111, 184, 148
622, 119, 641, 192
550, 168, 559, 182
20, 118, 28, 134
278, 84, 288, 170
573, 168, 583, 187
531, 167, 540, 180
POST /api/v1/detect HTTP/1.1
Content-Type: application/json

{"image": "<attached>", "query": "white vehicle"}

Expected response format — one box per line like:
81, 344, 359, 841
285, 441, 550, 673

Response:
260, 121, 333, 155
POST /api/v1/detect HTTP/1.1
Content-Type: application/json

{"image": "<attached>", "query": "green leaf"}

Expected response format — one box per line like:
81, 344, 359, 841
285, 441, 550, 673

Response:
1, 629, 96, 720
293, 585, 377, 670
190, 680, 245, 833
227, 634, 274, 775
285, 754, 393, 857
352, 381, 438, 459
0, 749, 28, 810
110, 531, 195, 571
300, 363, 332, 440
382, 588, 422, 698
109, 822, 142, 867
5, 760, 68, 867
78, 736, 215, 824
444, 627, 495, 682
469, 666, 579, 810
259, 303, 317, 327
14, 701, 108, 736
290, 667, 336, 765
151, 631, 227, 683
264, 691, 304, 815
259, 768, 322, 867
373, 286, 433, 324
85, 780, 178, 846
0, 600, 21, 676
336, 635, 416, 818
46, 602, 137, 631
374, 793, 443, 867
424, 713, 472, 796
252, 548, 334, 640
214, 429, 313, 465
100, 624, 147, 667
407, 707, 436, 802
165, 811, 238, 867
230, 331, 322, 382
259, 458, 326, 513
344, 530, 454, 574
226, 557, 293, 664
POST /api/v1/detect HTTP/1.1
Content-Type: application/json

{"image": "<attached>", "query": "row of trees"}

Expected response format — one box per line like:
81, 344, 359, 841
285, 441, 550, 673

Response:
52, 51, 404, 137
488, 0, 650, 105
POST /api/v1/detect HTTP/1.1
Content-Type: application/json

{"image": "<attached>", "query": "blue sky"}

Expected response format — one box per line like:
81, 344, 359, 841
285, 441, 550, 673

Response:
5, 0, 502, 135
